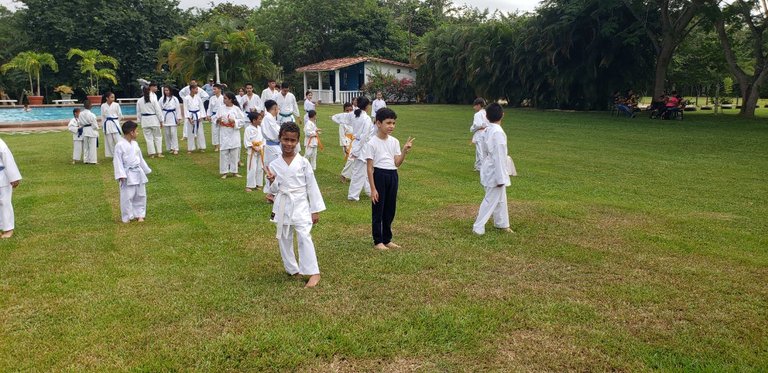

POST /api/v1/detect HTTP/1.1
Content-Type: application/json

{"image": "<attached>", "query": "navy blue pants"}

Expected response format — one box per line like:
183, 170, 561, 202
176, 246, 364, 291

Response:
372, 168, 398, 245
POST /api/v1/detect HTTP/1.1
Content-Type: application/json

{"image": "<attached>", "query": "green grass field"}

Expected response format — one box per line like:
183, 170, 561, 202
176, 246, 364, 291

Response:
1, 106, 766, 371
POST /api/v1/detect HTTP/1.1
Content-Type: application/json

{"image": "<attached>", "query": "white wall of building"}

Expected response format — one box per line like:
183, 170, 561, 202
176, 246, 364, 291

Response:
363, 61, 417, 85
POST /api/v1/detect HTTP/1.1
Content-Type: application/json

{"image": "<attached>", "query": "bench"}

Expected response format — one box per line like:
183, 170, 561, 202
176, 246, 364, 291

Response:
116, 98, 140, 104
0, 100, 18, 106
52, 99, 78, 105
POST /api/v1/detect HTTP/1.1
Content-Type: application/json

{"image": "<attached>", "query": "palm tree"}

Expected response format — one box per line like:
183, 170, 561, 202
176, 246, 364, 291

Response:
66, 48, 119, 94
0, 51, 59, 96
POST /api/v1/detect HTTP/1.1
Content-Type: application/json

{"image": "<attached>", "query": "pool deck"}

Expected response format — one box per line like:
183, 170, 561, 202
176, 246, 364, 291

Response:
0, 115, 139, 132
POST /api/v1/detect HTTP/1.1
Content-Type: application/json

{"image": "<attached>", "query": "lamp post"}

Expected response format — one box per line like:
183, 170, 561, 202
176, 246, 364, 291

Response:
203, 40, 229, 84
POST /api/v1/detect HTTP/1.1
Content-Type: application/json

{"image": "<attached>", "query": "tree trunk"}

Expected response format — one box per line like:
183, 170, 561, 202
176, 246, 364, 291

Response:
36, 70, 40, 96
653, 40, 676, 99
28, 72, 33, 94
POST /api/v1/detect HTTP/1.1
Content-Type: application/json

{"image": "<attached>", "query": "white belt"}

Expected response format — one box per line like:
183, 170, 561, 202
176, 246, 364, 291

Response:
274, 185, 305, 239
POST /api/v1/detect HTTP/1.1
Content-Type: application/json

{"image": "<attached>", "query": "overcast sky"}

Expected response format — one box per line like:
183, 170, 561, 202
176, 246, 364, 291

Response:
1, 0, 540, 13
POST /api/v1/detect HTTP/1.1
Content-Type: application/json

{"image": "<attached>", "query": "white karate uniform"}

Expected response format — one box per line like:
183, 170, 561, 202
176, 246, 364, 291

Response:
160, 96, 181, 151
236, 94, 248, 109
372, 98, 387, 115
276, 92, 300, 124
303, 118, 320, 170
472, 122, 511, 235
261, 112, 281, 194
268, 155, 325, 275
183, 94, 206, 151
179, 85, 210, 101
113, 138, 152, 223
207, 94, 225, 146
100, 102, 123, 158
470, 109, 488, 171
136, 97, 164, 155
303, 99, 316, 125
261, 87, 280, 102
214, 105, 245, 174
78, 109, 100, 164
347, 112, 375, 200
244, 93, 263, 113
67, 118, 84, 161
0, 139, 21, 232
332, 112, 355, 176
244, 124, 265, 188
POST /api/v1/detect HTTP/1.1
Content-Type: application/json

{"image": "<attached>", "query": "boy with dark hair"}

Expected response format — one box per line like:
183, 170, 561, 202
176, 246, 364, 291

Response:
470, 98, 488, 171
67, 108, 83, 164
78, 101, 100, 164
473, 103, 514, 235
113, 121, 152, 223
303, 109, 321, 170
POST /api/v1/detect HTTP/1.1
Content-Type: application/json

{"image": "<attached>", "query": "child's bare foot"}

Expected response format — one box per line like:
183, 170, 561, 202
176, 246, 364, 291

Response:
71, 160, 76, 164
385, 242, 401, 249
305, 274, 321, 288
234, 174, 242, 178
157, 153, 165, 158
499, 227, 515, 233
199, 149, 205, 153
373, 243, 388, 250
221, 174, 228, 179
1, 230, 13, 239
137, 217, 145, 222
187, 151, 192, 154
150, 154, 156, 158
245, 187, 253, 192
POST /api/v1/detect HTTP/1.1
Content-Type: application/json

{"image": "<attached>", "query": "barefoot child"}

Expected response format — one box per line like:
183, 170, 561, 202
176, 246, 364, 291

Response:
78, 101, 100, 165
244, 111, 265, 192
470, 98, 488, 171
365, 108, 414, 250
113, 121, 152, 223
332, 102, 355, 181
303, 110, 321, 170
266, 122, 325, 288
348, 96, 375, 201
67, 108, 83, 164
0, 138, 22, 239
472, 103, 514, 235
183, 83, 207, 153
261, 99, 281, 202
100, 92, 123, 158
160, 86, 181, 155
214, 91, 245, 179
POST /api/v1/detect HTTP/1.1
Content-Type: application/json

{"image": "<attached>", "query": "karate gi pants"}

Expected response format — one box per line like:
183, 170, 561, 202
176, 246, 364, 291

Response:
0, 186, 15, 231
246, 149, 264, 188
163, 126, 179, 151
220, 147, 240, 174
83, 137, 98, 164
263, 145, 281, 194
474, 142, 483, 171
120, 183, 147, 223
277, 223, 320, 275
305, 146, 317, 170
104, 133, 120, 158
186, 121, 206, 151
472, 185, 510, 235
372, 168, 398, 245
347, 159, 370, 201
211, 122, 220, 146
341, 158, 354, 179
142, 126, 163, 155
72, 139, 83, 161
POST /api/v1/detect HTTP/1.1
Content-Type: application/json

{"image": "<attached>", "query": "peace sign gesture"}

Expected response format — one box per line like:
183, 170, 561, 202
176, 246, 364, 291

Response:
403, 136, 415, 153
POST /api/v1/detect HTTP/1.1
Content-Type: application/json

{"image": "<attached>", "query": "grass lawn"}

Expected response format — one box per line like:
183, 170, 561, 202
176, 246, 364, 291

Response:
1, 105, 766, 371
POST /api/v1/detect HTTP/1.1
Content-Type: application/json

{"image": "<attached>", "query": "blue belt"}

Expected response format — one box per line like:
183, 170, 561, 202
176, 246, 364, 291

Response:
106, 116, 122, 135
279, 112, 293, 118
163, 108, 177, 124
189, 110, 200, 134
266, 139, 280, 146
141, 113, 155, 116
0, 166, 4, 171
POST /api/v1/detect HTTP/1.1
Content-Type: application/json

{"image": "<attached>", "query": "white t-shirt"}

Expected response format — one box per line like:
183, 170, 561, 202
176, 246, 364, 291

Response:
365, 135, 401, 170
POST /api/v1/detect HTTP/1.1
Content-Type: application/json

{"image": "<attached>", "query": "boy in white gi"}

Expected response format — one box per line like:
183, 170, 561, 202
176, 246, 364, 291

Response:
67, 108, 83, 164
275, 83, 301, 125
100, 92, 123, 158
160, 86, 181, 155
0, 138, 22, 239
261, 99, 281, 202
303, 110, 321, 170
183, 83, 207, 153
261, 79, 280, 102
470, 98, 488, 171
473, 103, 514, 235
214, 92, 245, 178
78, 101, 100, 165
208, 84, 225, 152
243, 83, 263, 113
136, 87, 164, 158
244, 111, 265, 192
266, 122, 325, 288
366, 108, 414, 250
372, 91, 387, 115
113, 121, 152, 223
348, 96, 375, 201
332, 103, 355, 181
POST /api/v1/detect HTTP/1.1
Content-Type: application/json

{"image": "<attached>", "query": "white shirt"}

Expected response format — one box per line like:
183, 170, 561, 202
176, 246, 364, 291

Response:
366, 135, 401, 170
207, 94, 224, 117
100, 102, 123, 134
331, 112, 354, 147
479, 123, 511, 188
113, 138, 151, 185
470, 109, 488, 144
236, 94, 248, 108
276, 92, 300, 116
78, 109, 100, 138
0, 138, 22, 187
214, 105, 246, 150
136, 98, 163, 127
372, 98, 387, 114
68, 118, 82, 141
303, 99, 315, 114
261, 112, 280, 143
304, 119, 319, 148
160, 96, 181, 126
244, 93, 263, 113
350, 111, 375, 159
261, 87, 280, 102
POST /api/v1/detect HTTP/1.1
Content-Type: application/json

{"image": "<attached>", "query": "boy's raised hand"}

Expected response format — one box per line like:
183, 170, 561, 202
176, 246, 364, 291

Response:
403, 136, 415, 152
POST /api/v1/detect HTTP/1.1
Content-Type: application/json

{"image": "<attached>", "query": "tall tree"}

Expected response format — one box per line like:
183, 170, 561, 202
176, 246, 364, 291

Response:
1, 51, 58, 96
66, 49, 119, 94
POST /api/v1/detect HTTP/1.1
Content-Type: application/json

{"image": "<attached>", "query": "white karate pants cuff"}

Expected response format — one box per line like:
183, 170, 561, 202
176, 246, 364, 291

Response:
472, 185, 509, 235
120, 183, 147, 223
277, 224, 320, 275
0, 186, 15, 231
347, 159, 370, 200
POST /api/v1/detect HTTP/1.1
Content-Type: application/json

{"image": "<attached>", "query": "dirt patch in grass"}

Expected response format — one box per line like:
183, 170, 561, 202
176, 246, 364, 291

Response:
308, 356, 436, 372
494, 328, 619, 371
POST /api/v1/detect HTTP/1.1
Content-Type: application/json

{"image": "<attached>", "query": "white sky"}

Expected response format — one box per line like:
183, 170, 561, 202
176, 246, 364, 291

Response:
1, 0, 540, 13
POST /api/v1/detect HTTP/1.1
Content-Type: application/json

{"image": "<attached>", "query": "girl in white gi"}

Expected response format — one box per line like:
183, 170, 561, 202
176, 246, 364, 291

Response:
100, 92, 123, 158
136, 87, 164, 158
244, 111, 265, 192
303, 110, 321, 170
303, 91, 316, 125
470, 98, 488, 171
266, 122, 325, 288
160, 87, 181, 155
347, 96, 375, 201
276, 83, 301, 125
236, 87, 248, 109
183, 84, 207, 153
67, 108, 83, 164
113, 121, 152, 223
261, 99, 281, 202
0, 138, 22, 239
215, 92, 245, 179
331, 102, 355, 181
372, 91, 387, 115
473, 103, 514, 235
207, 84, 225, 152
78, 101, 100, 164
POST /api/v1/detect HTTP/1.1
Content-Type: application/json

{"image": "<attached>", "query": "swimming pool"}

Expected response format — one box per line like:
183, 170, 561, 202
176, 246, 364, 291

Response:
0, 106, 137, 123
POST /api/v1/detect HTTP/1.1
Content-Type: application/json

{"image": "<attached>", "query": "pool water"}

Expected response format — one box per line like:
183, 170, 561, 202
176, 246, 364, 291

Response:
0, 106, 137, 123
